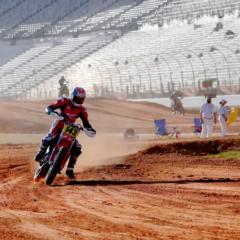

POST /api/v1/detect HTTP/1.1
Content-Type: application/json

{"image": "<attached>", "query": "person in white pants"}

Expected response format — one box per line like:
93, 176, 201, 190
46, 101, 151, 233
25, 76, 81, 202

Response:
218, 99, 228, 137
200, 96, 217, 138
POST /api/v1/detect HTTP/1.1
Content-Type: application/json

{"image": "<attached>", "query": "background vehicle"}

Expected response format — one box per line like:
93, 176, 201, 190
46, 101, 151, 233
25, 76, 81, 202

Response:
58, 77, 70, 97
171, 98, 185, 115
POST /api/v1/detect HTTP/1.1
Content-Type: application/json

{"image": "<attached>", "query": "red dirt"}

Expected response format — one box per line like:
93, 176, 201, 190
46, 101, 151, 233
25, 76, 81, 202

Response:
0, 138, 240, 240
1, 99, 240, 239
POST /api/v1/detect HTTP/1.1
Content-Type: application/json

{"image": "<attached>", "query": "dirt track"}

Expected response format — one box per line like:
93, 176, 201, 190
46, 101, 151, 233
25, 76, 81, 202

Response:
0, 139, 240, 240
0, 99, 240, 239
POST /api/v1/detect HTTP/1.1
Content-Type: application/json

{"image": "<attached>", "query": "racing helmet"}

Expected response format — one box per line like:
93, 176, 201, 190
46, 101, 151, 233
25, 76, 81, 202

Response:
71, 87, 86, 107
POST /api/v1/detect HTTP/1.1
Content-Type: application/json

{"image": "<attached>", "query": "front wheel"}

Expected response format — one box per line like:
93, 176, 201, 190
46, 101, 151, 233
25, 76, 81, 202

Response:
171, 104, 176, 114
45, 147, 67, 185
34, 161, 49, 181
33, 155, 50, 181
180, 106, 185, 115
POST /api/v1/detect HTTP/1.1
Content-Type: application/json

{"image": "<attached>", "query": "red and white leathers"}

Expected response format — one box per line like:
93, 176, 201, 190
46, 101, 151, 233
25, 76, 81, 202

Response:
46, 96, 92, 138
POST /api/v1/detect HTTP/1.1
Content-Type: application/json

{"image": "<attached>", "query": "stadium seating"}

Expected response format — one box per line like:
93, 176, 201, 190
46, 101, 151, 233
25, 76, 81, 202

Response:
78, 13, 240, 94
0, 0, 240, 99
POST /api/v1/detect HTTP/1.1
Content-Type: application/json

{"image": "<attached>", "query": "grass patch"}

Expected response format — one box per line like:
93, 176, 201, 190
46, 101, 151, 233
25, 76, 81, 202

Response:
208, 150, 240, 159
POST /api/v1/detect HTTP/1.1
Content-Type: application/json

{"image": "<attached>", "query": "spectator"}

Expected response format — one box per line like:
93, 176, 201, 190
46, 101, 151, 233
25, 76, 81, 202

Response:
210, 46, 217, 52
200, 96, 217, 138
194, 24, 202, 30
213, 22, 223, 32
218, 99, 228, 137
225, 30, 235, 39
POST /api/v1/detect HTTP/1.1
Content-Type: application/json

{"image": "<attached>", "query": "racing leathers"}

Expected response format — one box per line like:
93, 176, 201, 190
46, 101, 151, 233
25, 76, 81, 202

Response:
35, 97, 96, 177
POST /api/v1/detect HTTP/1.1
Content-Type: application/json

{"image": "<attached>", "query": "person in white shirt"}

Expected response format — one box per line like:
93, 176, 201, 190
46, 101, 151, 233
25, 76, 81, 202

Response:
200, 96, 217, 138
218, 99, 228, 137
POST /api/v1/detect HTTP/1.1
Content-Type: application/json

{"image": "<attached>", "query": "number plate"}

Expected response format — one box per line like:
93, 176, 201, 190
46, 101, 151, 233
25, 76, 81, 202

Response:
63, 125, 80, 138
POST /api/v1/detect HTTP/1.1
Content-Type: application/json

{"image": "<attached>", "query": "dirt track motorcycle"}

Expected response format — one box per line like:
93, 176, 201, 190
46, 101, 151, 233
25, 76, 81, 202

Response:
34, 112, 94, 185
58, 83, 70, 97
171, 98, 185, 115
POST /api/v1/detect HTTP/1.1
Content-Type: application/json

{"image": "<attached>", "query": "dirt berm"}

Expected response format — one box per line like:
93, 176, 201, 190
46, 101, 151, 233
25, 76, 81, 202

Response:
140, 138, 240, 156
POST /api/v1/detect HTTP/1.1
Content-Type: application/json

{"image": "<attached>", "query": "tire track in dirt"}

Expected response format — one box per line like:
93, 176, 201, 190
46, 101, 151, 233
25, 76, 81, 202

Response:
60, 182, 240, 239
0, 209, 73, 240
1, 138, 240, 239
62, 186, 163, 239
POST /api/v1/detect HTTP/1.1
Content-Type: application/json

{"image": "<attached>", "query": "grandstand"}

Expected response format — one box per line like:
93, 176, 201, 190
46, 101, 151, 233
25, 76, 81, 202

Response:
0, 0, 240, 99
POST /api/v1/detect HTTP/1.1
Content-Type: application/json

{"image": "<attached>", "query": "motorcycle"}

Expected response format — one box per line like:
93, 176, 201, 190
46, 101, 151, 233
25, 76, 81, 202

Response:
171, 98, 185, 115
34, 111, 94, 185
58, 83, 70, 97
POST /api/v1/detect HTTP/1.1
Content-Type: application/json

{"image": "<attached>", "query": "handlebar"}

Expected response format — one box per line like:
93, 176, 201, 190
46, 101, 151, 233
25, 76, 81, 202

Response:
49, 111, 84, 130
48, 110, 95, 137
49, 111, 64, 121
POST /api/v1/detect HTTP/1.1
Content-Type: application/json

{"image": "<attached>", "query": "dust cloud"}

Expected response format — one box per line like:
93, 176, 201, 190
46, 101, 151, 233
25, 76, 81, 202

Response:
76, 133, 145, 170
0, 132, 146, 176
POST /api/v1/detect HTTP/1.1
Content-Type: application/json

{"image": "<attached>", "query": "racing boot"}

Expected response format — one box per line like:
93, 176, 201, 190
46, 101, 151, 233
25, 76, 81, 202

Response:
66, 156, 77, 178
35, 144, 48, 162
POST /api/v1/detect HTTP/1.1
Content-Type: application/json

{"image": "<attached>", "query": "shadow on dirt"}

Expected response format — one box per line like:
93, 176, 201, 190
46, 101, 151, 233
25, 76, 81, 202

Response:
62, 178, 240, 186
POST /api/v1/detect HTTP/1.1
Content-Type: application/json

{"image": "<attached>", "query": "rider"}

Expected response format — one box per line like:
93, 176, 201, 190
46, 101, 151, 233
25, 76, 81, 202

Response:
58, 76, 66, 86
170, 91, 182, 109
35, 87, 96, 178
58, 76, 69, 97
170, 92, 178, 104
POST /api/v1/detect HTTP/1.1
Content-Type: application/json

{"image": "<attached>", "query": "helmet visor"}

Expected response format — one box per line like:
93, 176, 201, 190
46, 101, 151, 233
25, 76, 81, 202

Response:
73, 95, 85, 104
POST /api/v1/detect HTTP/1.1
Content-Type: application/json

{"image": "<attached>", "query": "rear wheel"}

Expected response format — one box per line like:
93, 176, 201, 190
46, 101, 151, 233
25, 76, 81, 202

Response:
45, 147, 67, 185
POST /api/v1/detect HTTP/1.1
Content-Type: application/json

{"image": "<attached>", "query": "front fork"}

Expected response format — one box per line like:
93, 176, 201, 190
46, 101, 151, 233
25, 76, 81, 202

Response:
48, 137, 76, 171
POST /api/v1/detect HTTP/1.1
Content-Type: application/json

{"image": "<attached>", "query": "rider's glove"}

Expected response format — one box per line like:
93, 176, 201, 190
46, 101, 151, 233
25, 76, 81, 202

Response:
45, 107, 53, 115
84, 127, 96, 137
88, 128, 96, 134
